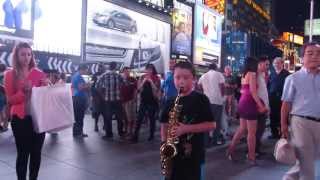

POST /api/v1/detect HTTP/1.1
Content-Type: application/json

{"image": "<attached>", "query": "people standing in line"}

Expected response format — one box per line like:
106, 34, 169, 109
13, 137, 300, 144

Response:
268, 57, 290, 139
160, 61, 215, 180
281, 42, 320, 180
95, 62, 124, 140
227, 57, 268, 165
91, 64, 105, 132
198, 63, 225, 145
255, 57, 270, 156
120, 67, 137, 137
71, 64, 90, 138
4, 42, 48, 180
161, 60, 178, 102
131, 64, 160, 143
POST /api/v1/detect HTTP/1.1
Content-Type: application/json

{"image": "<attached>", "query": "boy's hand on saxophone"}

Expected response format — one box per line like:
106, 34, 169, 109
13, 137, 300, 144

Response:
172, 122, 189, 138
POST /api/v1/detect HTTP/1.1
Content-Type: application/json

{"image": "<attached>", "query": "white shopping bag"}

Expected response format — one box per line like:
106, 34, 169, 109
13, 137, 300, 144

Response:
274, 138, 296, 165
30, 83, 75, 133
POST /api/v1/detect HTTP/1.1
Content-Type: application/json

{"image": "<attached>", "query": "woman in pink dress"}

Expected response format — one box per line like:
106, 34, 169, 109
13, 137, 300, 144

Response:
226, 57, 268, 165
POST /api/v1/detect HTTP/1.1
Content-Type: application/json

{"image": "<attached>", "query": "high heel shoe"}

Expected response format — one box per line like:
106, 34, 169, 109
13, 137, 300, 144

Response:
247, 158, 258, 166
226, 148, 235, 161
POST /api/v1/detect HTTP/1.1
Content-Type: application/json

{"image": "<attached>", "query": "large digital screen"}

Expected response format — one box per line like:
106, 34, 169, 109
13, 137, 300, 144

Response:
32, 0, 82, 56
204, 0, 225, 15
172, 0, 192, 57
86, 0, 171, 73
305, 19, 320, 36
0, 0, 33, 40
194, 3, 222, 66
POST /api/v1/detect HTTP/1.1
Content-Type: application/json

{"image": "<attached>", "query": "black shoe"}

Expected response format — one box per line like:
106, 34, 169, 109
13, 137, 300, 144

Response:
147, 136, 154, 141
130, 136, 138, 143
73, 133, 88, 138
0, 126, 8, 133
102, 135, 113, 140
119, 131, 125, 138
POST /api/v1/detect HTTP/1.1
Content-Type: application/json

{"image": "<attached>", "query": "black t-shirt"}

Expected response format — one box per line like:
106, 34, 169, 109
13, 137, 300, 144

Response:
91, 72, 104, 105
160, 91, 214, 165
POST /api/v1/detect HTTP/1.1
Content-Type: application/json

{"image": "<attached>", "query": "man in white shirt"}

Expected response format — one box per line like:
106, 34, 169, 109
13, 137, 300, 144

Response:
256, 57, 270, 156
198, 63, 225, 145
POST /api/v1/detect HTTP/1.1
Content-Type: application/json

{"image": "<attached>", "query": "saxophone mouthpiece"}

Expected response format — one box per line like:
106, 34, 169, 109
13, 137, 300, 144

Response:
178, 87, 184, 94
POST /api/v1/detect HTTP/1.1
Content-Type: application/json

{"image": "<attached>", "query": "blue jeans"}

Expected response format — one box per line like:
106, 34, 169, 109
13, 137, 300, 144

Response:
103, 101, 124, 136
134, 103, 158, 139
73, 96, 88, 135
210, 104, 223, 141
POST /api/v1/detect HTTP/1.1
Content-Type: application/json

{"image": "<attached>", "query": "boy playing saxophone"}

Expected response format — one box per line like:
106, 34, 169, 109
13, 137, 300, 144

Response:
160, 61, 216, 180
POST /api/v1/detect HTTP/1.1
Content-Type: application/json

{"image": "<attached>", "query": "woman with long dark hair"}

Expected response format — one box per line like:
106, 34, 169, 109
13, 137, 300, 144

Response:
131, 64, 160, 143
4, 42, 47, 180
226, 57, 268, 165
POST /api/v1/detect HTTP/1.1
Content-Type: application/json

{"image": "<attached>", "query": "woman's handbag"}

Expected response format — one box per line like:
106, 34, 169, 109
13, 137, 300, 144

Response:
274, 138, 296, 165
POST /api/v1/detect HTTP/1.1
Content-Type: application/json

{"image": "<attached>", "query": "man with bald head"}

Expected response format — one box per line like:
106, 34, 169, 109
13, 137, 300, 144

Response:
281, 42, 320, 180
268, 57, 290, 139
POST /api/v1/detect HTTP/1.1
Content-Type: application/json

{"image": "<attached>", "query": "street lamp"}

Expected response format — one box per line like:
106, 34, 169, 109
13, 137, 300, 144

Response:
309, 0, 314, 42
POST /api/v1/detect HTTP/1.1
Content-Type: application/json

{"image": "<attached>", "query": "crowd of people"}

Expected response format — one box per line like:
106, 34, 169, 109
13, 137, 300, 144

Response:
0, 41, 319, 180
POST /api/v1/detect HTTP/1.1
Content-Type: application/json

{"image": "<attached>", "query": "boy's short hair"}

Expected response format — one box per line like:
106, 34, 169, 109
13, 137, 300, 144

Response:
173, 61, 196, 77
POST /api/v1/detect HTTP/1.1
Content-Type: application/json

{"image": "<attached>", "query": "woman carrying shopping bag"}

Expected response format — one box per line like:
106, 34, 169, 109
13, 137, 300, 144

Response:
4, 42, 48, 180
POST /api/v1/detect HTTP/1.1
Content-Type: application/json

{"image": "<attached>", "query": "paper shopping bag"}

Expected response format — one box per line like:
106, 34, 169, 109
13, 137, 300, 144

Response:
30, 83, 75, 133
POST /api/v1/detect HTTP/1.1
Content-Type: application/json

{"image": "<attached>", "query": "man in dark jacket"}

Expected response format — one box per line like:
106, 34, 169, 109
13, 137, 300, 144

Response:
268, 57, 290, 139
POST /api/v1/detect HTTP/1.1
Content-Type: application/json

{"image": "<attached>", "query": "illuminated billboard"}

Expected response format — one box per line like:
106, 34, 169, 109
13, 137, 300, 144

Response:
305, 19, 320, 36
86, 0, 171, 73
204, 0, 225, 15
33, 0, 82, 55
194, 3, 222, 66
172, 0, 192, 57
0, 0, 33, 40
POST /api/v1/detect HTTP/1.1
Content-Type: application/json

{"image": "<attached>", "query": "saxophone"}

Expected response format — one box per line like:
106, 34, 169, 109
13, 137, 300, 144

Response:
160, 88, 183, 179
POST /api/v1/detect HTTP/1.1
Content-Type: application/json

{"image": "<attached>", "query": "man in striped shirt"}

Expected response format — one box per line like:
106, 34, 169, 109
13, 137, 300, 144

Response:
95, 62, 124, 139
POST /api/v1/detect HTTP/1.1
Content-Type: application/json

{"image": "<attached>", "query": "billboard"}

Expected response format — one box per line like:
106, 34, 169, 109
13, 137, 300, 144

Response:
194, 3, 222, 66
204, 0, 225, 15
86, 0, 171, 73
32, 0, 82, 55
172, 0, 192, 57
305, 19, 320, 36
0, 0, 33, 40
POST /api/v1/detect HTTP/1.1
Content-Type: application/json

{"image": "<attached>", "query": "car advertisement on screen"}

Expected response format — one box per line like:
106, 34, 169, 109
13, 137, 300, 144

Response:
0, 0, 33, 40
86, 0, 171, 73
172, 0, 192, 57
194, 3, 222, 66
33, 0, 82, 56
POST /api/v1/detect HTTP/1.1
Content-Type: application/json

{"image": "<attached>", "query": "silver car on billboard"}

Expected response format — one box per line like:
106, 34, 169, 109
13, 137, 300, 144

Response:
93, 10, 137, 34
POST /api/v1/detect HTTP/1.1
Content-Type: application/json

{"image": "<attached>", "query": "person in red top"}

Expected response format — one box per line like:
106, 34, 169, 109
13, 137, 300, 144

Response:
4, 42, 47, 180
131, 64, 160, 143
120, 67, 137, 137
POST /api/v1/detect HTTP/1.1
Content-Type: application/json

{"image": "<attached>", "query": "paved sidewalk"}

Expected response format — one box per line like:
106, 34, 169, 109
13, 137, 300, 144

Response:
0, 115, 310, 180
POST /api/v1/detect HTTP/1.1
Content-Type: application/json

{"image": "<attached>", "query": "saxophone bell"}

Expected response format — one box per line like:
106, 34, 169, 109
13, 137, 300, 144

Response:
160, 87, 183, 178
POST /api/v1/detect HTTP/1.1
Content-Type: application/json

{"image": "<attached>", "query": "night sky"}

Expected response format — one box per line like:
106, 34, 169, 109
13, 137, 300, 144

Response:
275, 0, 320, 34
